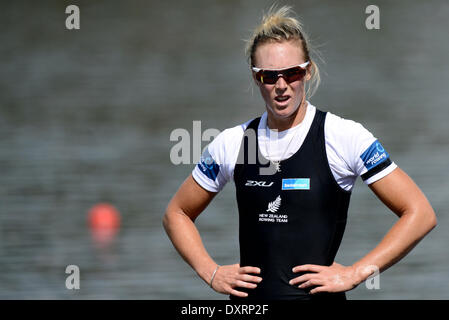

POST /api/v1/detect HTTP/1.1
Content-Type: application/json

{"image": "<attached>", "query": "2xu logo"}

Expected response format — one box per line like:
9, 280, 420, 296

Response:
245, 180, 273, 187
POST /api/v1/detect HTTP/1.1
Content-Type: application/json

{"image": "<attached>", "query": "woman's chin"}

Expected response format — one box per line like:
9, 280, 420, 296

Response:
270, 104, 296, 118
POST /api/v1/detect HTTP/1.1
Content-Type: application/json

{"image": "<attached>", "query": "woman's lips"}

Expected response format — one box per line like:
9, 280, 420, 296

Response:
274, 95, 291, 105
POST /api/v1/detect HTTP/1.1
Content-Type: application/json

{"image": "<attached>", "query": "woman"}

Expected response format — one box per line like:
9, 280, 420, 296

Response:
163, 6, 437, 300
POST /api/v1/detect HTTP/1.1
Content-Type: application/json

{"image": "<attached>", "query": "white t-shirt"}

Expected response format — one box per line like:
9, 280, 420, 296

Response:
192, 101, 397, 193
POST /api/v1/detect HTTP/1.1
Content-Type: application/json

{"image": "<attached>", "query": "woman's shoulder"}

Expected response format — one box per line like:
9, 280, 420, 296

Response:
324, 110, 369, 136
323, 110, 376, 149
323, 109, 378, 166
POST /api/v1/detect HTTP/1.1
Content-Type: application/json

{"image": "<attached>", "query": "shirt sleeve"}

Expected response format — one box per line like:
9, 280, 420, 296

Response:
191, 119, 254, 192
325, 112, 397, 189
191, 122, 246, 192
358, 139, 397, 185
191, 132, 228, 193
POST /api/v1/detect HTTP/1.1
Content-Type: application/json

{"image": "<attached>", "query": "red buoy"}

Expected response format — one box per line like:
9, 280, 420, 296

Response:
88, 203, 121, 248
88, 203, 121, 230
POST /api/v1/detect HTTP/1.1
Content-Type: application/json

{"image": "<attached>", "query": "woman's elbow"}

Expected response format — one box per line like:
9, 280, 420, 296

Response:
162, 211, 169, 231
404, 202, 437, 236
426, 209, 438, 231
162, 208, 176, 233
162, 207, 194, 234
415, 203, 437, 234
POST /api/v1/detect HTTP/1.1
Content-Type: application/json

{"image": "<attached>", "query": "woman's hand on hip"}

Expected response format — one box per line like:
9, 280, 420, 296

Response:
290, 262, 362, 294
211, 264, 262, 298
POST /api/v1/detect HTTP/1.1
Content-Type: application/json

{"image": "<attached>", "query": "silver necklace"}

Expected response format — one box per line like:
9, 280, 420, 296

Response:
265, 120, 299, 173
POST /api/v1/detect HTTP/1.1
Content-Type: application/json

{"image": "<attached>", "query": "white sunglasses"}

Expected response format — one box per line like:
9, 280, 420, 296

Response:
251, 61, 310, 84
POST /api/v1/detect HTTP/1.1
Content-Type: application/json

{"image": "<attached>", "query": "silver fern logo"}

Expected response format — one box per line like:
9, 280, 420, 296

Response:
266, 195, 281, 213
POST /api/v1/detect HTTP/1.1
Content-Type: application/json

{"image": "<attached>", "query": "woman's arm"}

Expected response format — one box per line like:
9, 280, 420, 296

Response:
351, 166, 437, 280
163, 174, 262, 297
163, 174, 218, 284
290, 167, 437, 293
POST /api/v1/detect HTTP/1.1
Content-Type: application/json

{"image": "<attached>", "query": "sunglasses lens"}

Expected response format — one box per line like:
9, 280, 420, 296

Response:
284, 67, 306, 82
256, 66, 307, 84
256, 71, 277, 84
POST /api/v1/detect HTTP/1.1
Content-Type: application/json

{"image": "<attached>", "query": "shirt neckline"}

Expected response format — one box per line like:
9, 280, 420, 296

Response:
259, 101, 314, 139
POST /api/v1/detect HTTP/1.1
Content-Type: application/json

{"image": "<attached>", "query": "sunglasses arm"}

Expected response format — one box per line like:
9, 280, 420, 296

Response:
250, 61, 310, 73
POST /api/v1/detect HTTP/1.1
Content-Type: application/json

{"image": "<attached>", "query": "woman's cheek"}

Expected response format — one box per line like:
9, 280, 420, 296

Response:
258, 85, 273, 105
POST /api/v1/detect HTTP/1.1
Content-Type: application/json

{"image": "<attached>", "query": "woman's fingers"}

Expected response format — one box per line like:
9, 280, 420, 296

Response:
289, 262, 358, 294
231, 267, 262, 293
292, 264, 324, 273
310, 286, 332, 294
298, 278, 326, 289
290, 273, 325, 288
239, 266, 261, 275
290, 264, 326, 288
229, 266, 262, 296
289, 273, 314, 286
212, 264, 262, 297
237, 273, 263, 284
235, 280, 258, 289
229, 288, 249, 298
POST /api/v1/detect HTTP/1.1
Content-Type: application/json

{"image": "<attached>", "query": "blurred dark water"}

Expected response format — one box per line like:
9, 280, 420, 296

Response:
0, 0, 448, 299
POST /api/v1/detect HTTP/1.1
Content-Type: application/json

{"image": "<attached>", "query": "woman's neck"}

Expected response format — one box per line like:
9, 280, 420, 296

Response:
266, 100, 308, 132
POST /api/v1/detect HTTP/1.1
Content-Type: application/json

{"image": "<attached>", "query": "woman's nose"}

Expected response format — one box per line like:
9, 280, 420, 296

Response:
275, 75, 288, 90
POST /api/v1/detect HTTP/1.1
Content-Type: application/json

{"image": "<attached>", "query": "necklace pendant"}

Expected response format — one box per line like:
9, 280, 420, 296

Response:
272, 160, 281, 173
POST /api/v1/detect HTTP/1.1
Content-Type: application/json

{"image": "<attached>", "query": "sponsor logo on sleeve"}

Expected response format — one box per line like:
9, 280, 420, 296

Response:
197, 148, 220, 181
360, 140, 389, 171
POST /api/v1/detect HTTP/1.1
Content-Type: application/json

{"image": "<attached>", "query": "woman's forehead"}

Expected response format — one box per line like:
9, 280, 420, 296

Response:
253, 40, 305, 68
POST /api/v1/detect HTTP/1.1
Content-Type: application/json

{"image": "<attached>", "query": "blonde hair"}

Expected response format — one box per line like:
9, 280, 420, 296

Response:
245, 5, 321, 98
